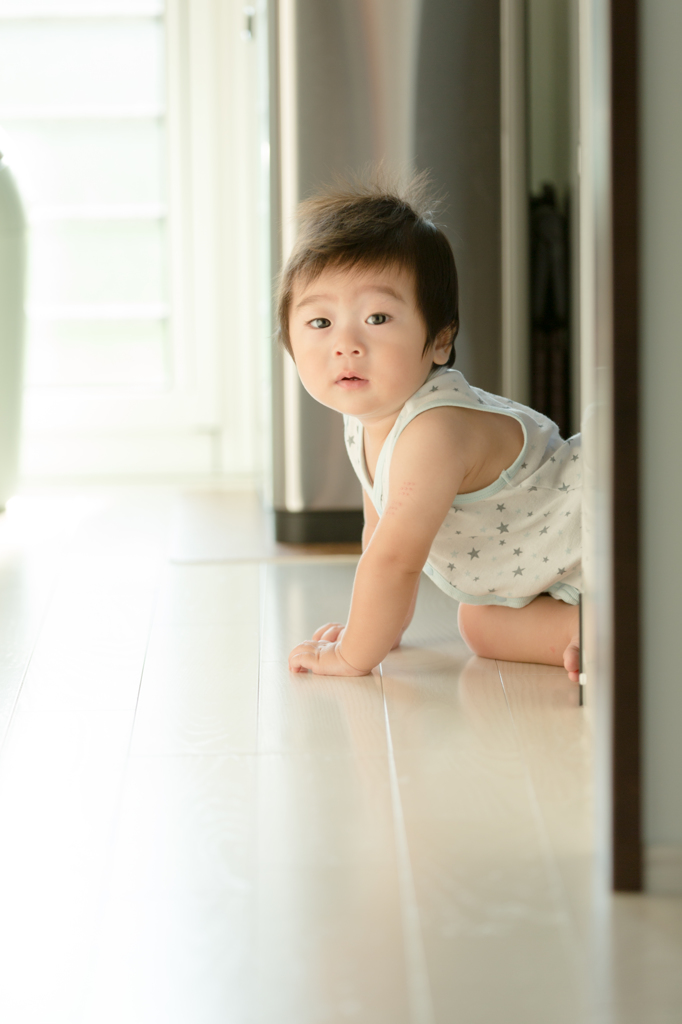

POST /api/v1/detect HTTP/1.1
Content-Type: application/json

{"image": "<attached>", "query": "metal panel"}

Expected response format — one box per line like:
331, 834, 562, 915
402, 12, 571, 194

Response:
270, 0, 502, 515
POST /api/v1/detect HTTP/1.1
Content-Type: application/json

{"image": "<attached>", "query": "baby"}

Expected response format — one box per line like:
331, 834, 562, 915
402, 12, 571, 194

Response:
283, 179, 581, 681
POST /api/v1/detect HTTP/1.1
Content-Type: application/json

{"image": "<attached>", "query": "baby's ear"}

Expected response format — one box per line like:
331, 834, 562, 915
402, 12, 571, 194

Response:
432, 326, 454, 364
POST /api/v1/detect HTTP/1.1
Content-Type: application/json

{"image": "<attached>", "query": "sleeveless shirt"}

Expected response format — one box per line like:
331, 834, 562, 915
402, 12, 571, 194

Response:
343, 367, 582, 607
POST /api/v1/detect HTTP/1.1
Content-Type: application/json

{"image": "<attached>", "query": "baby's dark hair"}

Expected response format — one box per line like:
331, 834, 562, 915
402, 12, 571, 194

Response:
277, 174, 459, 367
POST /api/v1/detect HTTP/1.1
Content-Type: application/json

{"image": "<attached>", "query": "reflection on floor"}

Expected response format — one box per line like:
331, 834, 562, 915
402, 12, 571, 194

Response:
0, 489, 679, 1024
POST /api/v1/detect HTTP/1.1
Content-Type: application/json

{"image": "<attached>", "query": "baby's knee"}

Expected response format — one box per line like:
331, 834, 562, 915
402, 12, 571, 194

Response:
457, 603, 498, 658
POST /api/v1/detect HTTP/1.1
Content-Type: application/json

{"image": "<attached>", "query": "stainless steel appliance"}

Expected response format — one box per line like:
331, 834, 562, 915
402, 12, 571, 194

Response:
269, 0, 501, 542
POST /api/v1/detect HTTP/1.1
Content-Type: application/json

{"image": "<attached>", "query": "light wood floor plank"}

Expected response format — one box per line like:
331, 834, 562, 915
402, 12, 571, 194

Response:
170, 491, 361, 563
258, 661, 387, 755
0, 494, 108, 746
84, 890, 255, 1024
82, 754, 256, 1024
14, 490, 172, 714
256, 753, 396, 867
98, 754, 256, 897
496, 659, 594, 948
0, 550, 58, 746
253, 753, 409, 1023
254, 864, 411, 1024
258, 562, 388, 755
0, 708, 133, 1024
132, 565, 260, 754
1, 492, 681, 1023
255, 563, 411, 1021
17, 551, 161, 712
382, 581, 587, 1024
259, 561, 358, 663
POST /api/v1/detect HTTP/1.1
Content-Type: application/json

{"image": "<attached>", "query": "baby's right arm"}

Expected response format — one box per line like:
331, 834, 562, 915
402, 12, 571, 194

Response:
289, 408, 470, 675
362, 488, 379, 550
336, 410, 466, 672
310, 489, 416, 649
364, 490, 421, 645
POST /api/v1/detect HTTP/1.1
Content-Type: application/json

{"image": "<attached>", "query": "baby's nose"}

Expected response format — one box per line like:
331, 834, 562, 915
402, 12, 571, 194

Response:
335, 330, 364, 355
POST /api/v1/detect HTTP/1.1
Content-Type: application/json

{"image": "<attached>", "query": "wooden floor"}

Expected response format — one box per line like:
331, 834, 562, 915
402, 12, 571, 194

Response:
0, 489, 680, 1024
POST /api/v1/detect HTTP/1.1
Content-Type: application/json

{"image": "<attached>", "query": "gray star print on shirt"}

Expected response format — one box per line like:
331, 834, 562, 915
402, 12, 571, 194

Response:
559, 483, 570, 492
497, 503, 506, 511
447, 563, 455, 570
497, 522, 509, 533
540, 526, 549, 535
468, 548, 480, 560
513, 566, 525, 576
347, 436, 355, 446
557, 567, 566, 575
430, 386, 439, 392
513, 548, 522, 556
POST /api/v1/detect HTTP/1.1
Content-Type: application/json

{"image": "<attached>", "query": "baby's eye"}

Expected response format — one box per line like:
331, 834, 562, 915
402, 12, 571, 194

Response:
309, 317, 331, 329
366, 313, 389, 325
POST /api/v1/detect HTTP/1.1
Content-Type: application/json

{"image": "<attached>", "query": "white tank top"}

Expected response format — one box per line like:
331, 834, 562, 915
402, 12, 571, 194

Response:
343, 367, 582, 607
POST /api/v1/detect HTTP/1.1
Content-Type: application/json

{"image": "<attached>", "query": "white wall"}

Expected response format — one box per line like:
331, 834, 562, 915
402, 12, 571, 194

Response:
641, 0, 682, 885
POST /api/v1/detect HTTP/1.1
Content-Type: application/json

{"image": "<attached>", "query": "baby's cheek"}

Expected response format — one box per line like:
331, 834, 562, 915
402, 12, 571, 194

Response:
296, 363, 325, 399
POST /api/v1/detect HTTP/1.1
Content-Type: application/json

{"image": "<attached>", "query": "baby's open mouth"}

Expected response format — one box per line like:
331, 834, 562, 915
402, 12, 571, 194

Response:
336, 373, 368, 388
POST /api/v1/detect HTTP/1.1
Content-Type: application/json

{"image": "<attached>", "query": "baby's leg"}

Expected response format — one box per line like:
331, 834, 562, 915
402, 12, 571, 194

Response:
457, 596, 580, 681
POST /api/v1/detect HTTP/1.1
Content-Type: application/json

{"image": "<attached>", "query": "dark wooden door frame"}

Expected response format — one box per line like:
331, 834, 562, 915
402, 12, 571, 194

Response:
610, 0, 642, 891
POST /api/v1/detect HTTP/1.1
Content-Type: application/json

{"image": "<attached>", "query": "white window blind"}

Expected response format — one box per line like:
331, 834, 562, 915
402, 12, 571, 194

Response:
0, 1, 264, 481
0, 4, 169, 391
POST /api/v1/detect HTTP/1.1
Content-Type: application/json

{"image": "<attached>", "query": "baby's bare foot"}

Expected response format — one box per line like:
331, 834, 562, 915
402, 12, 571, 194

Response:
563, 633, 581, 683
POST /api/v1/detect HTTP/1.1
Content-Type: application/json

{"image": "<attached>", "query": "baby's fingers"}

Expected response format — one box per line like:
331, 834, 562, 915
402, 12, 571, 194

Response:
312, 622, 344, 642
288, 641, 319, 673
320, 625, 344, 643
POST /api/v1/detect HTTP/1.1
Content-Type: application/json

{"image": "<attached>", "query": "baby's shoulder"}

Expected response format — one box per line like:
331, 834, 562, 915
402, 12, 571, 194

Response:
393, 404, 480, 466
399, 397, 517, 446
394, 401, 525, 498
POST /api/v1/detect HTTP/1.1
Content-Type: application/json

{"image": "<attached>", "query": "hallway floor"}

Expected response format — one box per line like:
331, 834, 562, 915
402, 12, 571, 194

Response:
0, 489, 680, 1024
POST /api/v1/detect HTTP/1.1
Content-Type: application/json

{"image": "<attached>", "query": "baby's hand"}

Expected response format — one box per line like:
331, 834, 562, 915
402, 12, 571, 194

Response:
311, 622, 345, 643
288, 639, 368, 676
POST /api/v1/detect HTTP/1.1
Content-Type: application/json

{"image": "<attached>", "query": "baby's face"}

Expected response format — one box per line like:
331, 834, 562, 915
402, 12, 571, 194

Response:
289, 263, 450, 427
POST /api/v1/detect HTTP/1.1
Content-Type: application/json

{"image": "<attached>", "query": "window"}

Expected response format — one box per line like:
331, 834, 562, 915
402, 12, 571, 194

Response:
0, 0, 263, 480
